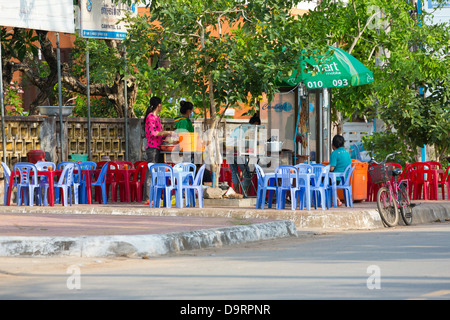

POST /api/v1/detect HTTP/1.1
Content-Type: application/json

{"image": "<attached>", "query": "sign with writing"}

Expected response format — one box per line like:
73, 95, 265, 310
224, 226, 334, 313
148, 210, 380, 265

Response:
279, 46, 374, 89
427, 0, 450, 9
0, 0, 74, 33
425, 0, 450, 24
79, 0, 138, 40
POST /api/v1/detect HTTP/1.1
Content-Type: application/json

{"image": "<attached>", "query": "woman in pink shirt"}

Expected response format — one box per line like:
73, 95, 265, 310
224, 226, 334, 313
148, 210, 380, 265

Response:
143, 97, 172, 204
144, 96, 172, 163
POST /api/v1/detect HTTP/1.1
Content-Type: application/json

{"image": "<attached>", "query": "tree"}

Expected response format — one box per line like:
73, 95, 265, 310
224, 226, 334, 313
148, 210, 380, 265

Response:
1, 27, 43, 114
65, 34, 138, 118
300, 0, 450, 161
126, 0, 327, 185
1, 26, 140, 117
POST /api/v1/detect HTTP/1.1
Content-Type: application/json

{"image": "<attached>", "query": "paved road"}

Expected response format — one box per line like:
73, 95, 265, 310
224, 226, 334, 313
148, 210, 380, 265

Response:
1, 221, 449, 302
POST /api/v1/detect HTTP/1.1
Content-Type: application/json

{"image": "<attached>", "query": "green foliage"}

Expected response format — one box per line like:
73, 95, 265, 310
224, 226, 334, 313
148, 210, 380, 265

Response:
4, 81, 28, 116
362, 131, 417, 166
0, 27, 40, 61
72, 94, 118, 118
70, 36, 125, 87
303, 0, 450, 160
125, 0, 326, 119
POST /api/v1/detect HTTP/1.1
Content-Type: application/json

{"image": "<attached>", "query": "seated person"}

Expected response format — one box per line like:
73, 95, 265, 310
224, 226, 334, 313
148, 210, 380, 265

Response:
329, 134, 352, 206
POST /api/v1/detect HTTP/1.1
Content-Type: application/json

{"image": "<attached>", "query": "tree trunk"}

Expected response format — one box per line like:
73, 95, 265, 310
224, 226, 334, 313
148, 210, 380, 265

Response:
205, 118, 222, 188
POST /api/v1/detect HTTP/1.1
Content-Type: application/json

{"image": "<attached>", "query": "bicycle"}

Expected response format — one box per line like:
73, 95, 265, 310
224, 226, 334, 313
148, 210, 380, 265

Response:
368, 152, 413, 227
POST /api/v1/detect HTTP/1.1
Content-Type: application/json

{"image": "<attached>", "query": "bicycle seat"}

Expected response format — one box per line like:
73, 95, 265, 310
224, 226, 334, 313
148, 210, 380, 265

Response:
392, 168, 402, 176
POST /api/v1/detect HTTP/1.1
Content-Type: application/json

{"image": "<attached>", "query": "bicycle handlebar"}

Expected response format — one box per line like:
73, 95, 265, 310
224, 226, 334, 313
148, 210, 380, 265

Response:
369, 151, 401, 165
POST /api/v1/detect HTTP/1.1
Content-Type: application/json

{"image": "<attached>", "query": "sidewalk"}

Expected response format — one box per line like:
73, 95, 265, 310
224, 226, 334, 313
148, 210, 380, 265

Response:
1, 199, 449, 257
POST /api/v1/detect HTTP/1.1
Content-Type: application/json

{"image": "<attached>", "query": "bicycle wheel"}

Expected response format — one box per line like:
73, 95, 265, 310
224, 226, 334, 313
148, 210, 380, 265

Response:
398, 183, 413, 225
377, 187, 399, 227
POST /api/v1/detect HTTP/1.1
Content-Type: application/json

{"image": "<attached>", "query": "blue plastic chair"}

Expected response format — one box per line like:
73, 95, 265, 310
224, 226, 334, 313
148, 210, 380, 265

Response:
174, 162, 196, 177
310, 165, 330, 210
295, 163, 313, 174
91, 162, 109, 204
311, 164, 325, 183
274, 165, 305, 210
174, 163, 197, 207
294, 164, 313, 209
149, 164, 177, 208
78, 161, 97, 204
79, 161, 97, 170
1, 162, 15, 206
57, 161, 82, 204
35, 161, 57, 206
13, 163, 41, 206
291, 166, 314, 211
254, 164, 277, 209
55, 162, 71, 203
334, 165, 356, 207
54, 162, 75, 206
146, 162, 155, 206
254, 164, 267, 209
182, 164, 206, 208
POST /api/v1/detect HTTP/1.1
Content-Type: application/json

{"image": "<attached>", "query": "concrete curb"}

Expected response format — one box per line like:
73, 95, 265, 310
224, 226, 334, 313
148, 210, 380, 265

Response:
0, 220, 297, 257
410, 202, 450, 224
1, 201, 449, 258
0, 202, 386, 230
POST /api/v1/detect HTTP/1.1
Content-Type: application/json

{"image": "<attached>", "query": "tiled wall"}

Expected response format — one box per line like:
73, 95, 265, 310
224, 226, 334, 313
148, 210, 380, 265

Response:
0, 117, 228, 171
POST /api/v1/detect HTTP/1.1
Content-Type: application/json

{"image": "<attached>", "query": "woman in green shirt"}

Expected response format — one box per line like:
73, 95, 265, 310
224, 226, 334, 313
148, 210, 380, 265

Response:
174, 100, 194, 133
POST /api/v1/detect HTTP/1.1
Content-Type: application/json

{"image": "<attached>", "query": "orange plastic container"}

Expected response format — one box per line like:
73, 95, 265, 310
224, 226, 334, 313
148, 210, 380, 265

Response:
178, 132, 198, 152
350, 160, 368, 201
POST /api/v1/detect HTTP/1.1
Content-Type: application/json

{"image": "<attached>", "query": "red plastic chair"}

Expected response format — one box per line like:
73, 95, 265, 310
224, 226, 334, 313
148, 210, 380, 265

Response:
397, 163, 413, 199
134, 161, 146, 169
114, 161, 133, 169
96, 161, 108, 169
366, 162, 380, 202
426, 161, 445, 200
129, 162, 148, 202
219, 159, 233, 188
440, 165, 450, 200
425, 161, 441, 170
409, 162, 431, 200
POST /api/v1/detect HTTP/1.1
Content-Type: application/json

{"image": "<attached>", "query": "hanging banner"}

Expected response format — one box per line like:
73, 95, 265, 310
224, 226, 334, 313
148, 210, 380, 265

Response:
260, 91, 296, 152
79, 0, 138, 40
0, 0, 74, 33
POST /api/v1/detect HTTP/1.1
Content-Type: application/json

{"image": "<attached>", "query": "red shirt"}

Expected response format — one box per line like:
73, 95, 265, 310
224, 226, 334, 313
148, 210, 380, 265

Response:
145, 113, 163, 149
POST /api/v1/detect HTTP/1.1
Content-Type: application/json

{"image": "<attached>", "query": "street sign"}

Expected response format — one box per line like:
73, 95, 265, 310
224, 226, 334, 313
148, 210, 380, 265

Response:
0, 0, 74, 33
79, 0, 138, 40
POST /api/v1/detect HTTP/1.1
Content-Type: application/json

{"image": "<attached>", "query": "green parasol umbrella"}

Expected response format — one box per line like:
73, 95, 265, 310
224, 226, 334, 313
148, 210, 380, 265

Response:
277, 46, 374, 166
279, 46, 374, 88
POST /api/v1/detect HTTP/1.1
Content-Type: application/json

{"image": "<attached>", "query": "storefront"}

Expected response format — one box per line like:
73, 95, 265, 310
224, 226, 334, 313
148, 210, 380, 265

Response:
260, 86, 332, 165
265, 45, 374, 165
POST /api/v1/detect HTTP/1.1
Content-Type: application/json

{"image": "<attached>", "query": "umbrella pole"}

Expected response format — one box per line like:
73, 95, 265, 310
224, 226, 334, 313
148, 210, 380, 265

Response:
294, 88, 301, 165
0, 39, 7, 164
306, 93, 310, 164
323, 88, 330, 161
